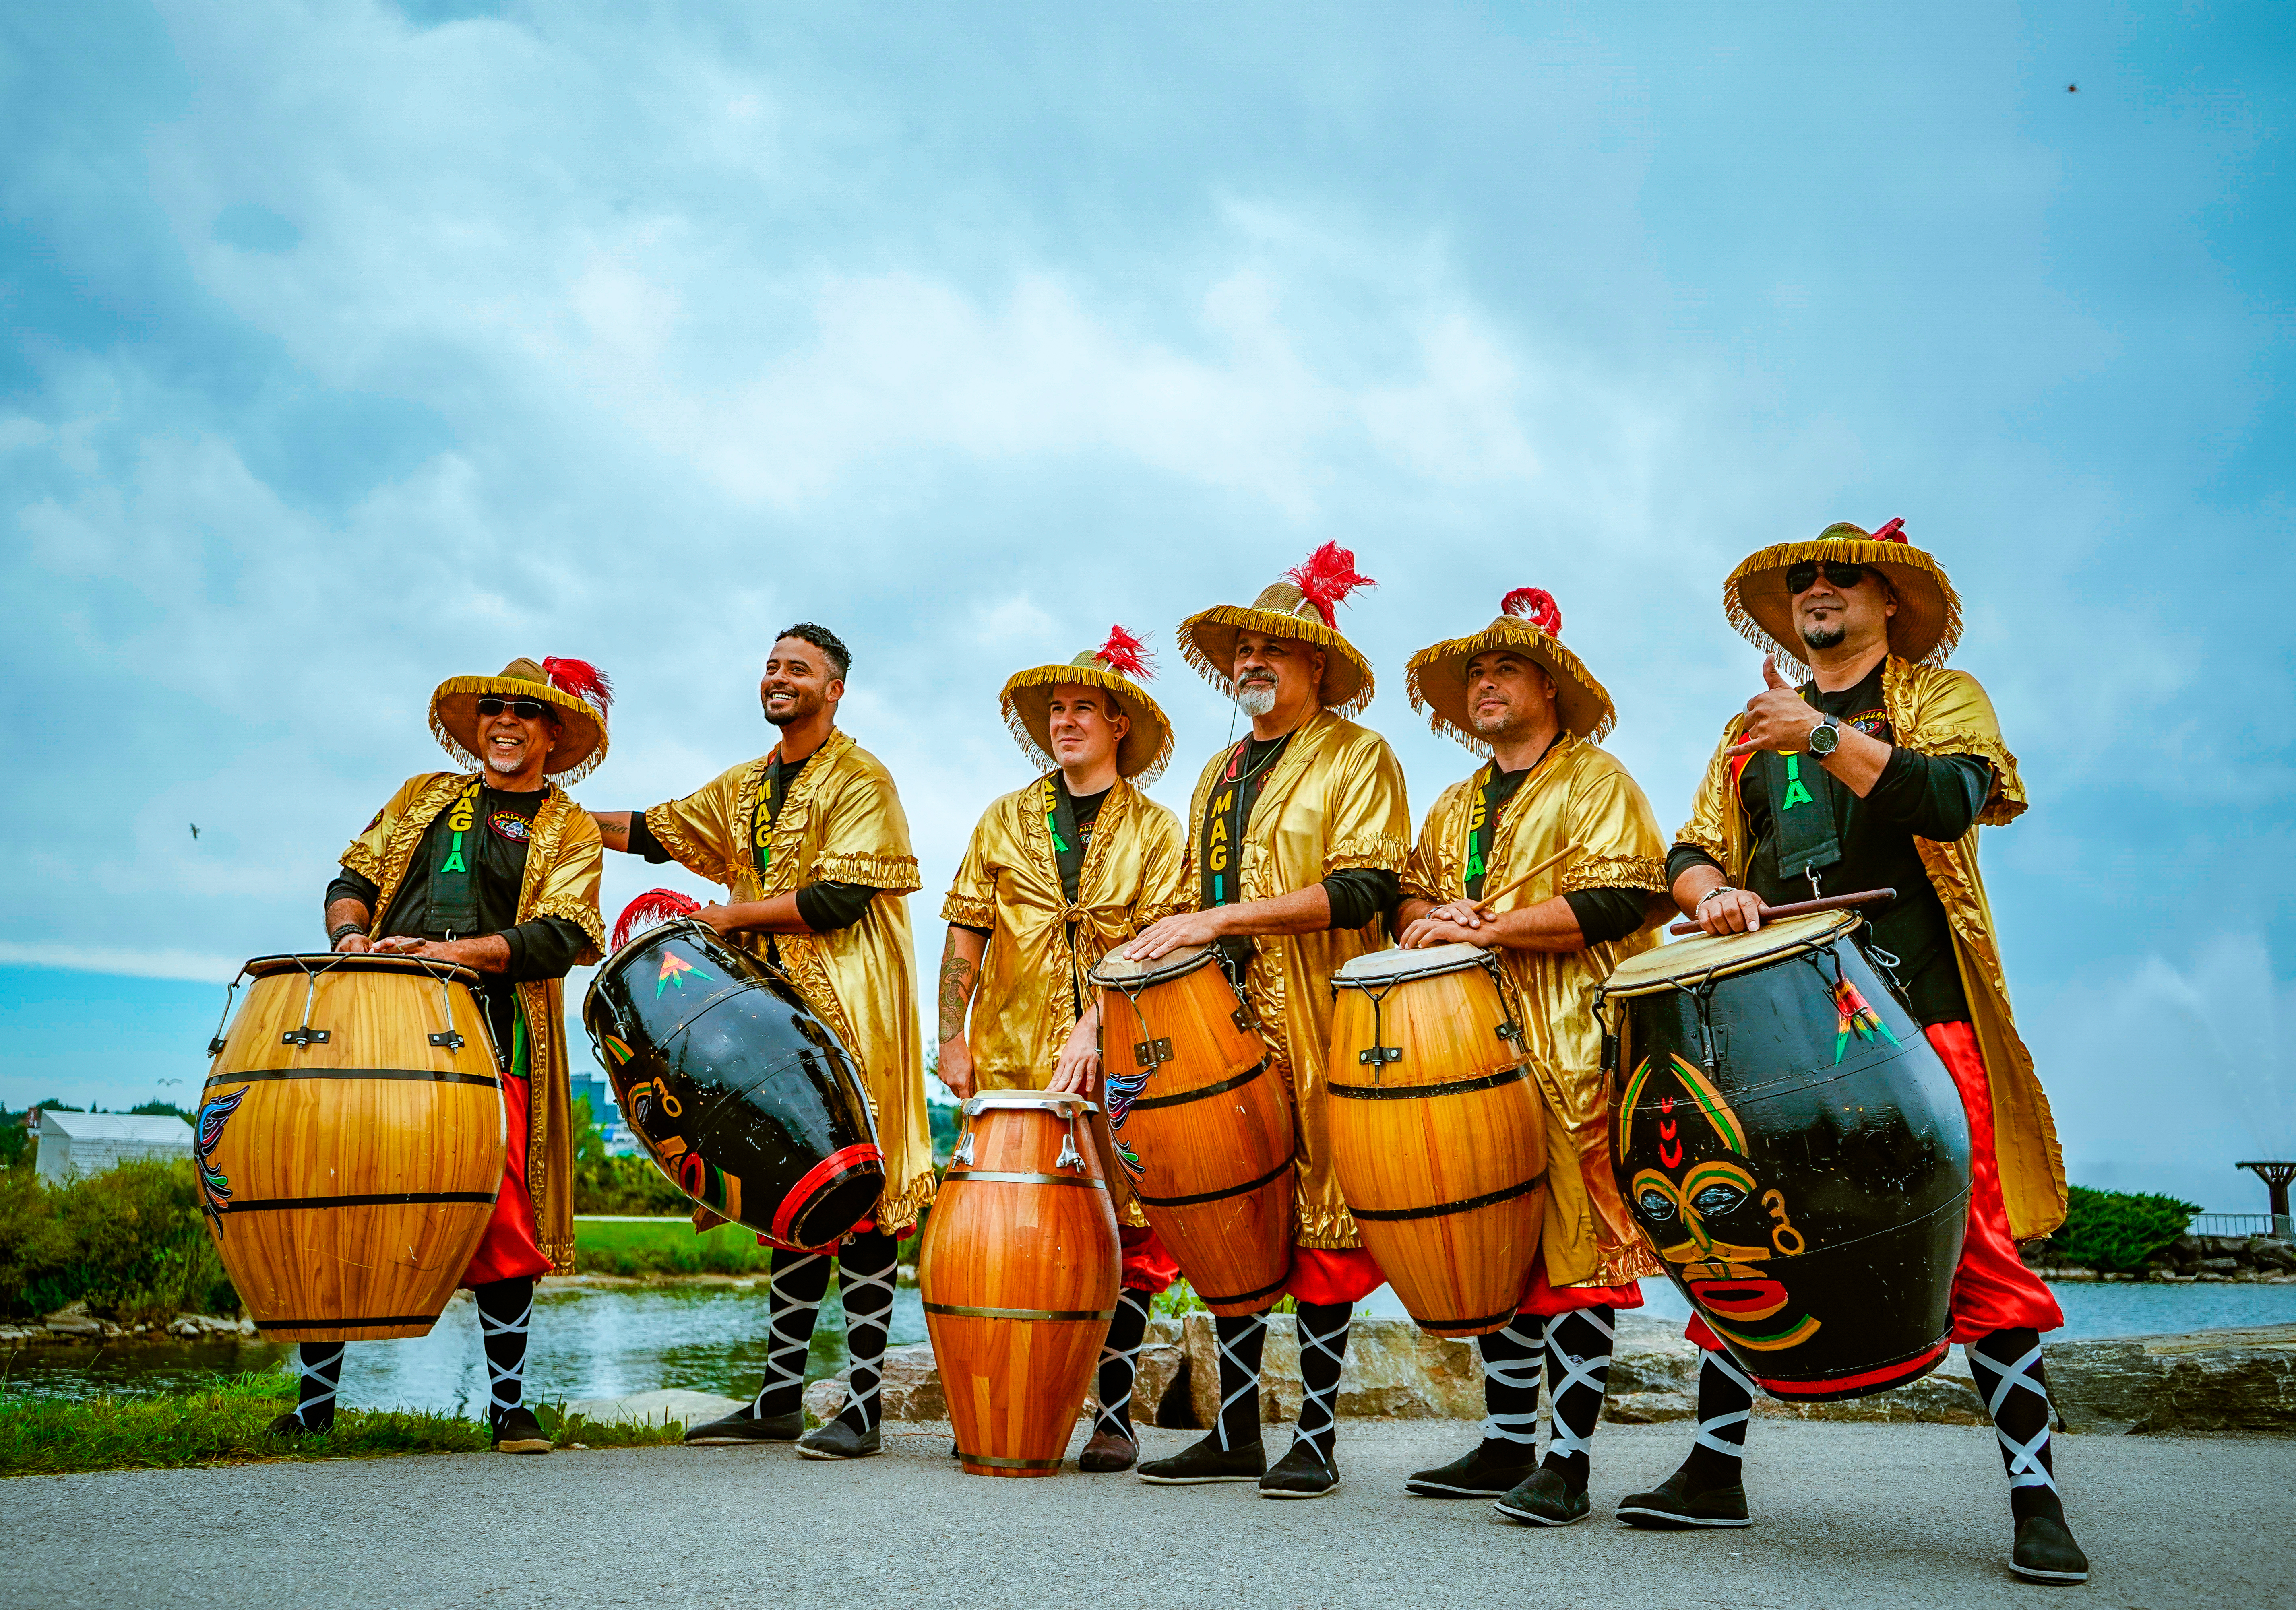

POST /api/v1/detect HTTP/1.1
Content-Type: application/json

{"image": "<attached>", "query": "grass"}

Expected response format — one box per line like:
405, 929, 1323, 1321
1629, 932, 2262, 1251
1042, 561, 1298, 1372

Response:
0, 1370, 683, 1478
573, 1214, 780, 1276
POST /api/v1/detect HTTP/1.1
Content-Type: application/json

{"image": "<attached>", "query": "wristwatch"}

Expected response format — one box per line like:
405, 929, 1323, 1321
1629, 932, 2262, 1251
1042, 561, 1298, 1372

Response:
1807, 714, 1842, 758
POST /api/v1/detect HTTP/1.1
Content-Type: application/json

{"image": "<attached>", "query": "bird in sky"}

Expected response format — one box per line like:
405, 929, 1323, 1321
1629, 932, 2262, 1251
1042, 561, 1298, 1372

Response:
189, 823, 200, 840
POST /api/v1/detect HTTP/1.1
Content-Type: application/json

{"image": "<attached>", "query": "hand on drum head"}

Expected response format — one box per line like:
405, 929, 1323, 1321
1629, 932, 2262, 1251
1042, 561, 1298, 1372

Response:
1124, 909, 1225, 962
1400, 906, 1489, 949
1693, 887, 1766, 936
333, 932, 373, 955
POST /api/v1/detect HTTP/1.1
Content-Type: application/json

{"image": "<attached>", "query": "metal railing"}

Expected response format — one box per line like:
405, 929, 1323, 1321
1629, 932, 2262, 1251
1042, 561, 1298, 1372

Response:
2189, 1213, 2273, 1238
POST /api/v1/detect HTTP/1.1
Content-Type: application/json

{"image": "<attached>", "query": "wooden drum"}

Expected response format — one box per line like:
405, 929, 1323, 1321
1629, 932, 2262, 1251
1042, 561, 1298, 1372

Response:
1087, 943, 1294, 1316
920, 1092, 1119, 1476
1327, 943, 1546, 1337
198, 954, 505, 1342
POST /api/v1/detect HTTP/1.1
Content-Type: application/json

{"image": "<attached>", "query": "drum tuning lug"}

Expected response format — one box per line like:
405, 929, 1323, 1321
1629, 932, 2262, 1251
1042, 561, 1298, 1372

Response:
280, 1026, 330, 1047
1494, 1020, 1523, 1043
206, 1037, 227, 1057
1600, 1032, 1620, 1074
1056, 1133, 1086, 1172
428, 1032, 465, 1050
953, 1131, 975, 1167
1133, 1037, 1173, 1070
1231, 1005, 1255, 1032
1358, 1045, 1402, 1066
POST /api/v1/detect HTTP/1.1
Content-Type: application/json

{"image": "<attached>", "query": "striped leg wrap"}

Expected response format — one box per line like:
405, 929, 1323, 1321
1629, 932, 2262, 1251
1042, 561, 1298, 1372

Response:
831, 1230, 900, 1435
1093, 1288, 1154, 1440
1683, 1344, 1756, 1487
473, 1277, 535, 1427
751, 1250, 833, 1418
1212, 1311, 1269, 1450
1292, 1301, 1352, 1461
1969, 1327, 2066, 1523
1541, 1307, 1614, 1486
1477, 1317, 1546, 1448
292, 1342, 344, 1430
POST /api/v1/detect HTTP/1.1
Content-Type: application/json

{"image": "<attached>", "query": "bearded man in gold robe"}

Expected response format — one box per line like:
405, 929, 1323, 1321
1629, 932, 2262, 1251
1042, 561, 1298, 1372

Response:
1388, 588, 1667, 1524
1124, 543, 1409, 1500
1627, 520, 2085, 1586
591, 623, 930, 1463
272, 656, 610, 1454
937, 625, 1189, 1473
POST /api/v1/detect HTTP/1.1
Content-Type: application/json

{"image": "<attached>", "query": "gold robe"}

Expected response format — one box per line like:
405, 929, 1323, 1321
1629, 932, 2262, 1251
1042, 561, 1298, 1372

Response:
1674, 654, 2066, 1239
1178, 710, 1411, 1249
1402, 735, 1668, 1289
643, 729, 935, 1232
340, 771, 605, 1274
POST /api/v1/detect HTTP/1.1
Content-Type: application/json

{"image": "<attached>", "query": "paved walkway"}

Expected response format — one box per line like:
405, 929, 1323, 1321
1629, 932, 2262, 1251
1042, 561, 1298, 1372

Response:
5, 1419, 2288, 1608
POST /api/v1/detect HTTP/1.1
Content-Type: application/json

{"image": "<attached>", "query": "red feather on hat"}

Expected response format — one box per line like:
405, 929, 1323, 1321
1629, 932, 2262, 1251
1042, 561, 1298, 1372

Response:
1095, 625, 1155, 680
1870, 517, 1907, 543
1284, 542, 1376, 628
544, 657, 614, 711
1500, 587, 1564, 638
612, 888, 701, 952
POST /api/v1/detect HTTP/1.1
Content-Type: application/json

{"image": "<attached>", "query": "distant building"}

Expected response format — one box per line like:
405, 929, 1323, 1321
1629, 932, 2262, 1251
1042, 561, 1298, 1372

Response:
568, 1072, 641, 1158
31, 1110, 192, 1184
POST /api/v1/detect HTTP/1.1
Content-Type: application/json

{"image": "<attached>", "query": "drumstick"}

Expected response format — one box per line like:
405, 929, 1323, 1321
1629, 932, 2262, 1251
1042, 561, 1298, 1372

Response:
1666, 887, 1897, 935
1471, 843, 1581, 911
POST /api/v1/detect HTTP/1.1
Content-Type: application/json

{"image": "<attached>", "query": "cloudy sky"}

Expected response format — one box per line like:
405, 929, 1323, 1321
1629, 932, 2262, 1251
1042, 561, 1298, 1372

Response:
3, 2, 2290, 1213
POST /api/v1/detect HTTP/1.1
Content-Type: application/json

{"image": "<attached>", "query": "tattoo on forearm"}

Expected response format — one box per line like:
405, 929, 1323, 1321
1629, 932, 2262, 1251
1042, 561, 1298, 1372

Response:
937, 944, 977, 1043
597, 815, 629, 850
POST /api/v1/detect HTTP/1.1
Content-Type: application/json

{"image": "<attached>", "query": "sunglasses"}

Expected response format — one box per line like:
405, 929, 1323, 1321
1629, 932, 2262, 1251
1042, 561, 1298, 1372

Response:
476, 696, 552, 721
1785, 560, 1870, 594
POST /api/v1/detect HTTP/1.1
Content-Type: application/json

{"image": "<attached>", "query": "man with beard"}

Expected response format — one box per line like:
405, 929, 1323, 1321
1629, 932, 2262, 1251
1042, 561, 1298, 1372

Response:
1124, 543, 1410, 1500
1639, 520, 2086, 1585
1389, 588, 1669, 1525
937, 625, 1189, 1472
274, 656, 611, 1453
591, 624, 932, 1462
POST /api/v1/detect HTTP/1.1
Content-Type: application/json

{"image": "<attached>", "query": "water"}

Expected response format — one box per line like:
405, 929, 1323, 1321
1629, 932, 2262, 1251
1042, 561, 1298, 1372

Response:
7, 1277, 2290, 1410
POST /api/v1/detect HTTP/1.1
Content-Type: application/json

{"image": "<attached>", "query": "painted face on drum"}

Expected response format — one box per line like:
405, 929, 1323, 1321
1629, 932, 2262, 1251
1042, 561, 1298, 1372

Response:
479, 702, 558, 783
1045, 685, 1129, 772
1230, 631, 1324, 723
761, 636, 842, 728
1792, 566, 1897, 656
1618, 1052, 1822, 1354
1460, 650, 1558, 740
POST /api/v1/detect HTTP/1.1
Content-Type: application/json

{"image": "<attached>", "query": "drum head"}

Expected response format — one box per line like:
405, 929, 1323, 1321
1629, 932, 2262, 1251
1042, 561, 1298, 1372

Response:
1087, 942, 1216, 989
963, 1091, 1101, 1117
1600, 909, 1856, 997
239, 952, 482, 989
1332, 942, 1489, 987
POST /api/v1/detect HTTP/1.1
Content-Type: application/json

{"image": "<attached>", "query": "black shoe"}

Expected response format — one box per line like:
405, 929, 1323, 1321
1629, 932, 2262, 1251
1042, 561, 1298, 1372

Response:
1259, 1437, 1341, 1499
683, 1408, 804, 1445
2010, 1514, 2091, 1584
1407, 1439, 1540, 1498
1137, 1432, 1267, 1485
1493, 1465, 1590, 1526
491, 1405, 552, 1455
1079, 1430, 1138, 1472
796, 1418, 880, 1460
265, 1410, 330, 1437
1616, 1464, 1751, 1529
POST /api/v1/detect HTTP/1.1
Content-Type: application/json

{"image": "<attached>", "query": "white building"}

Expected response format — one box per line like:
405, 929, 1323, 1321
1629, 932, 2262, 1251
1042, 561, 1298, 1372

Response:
30, 1110, 193, 1184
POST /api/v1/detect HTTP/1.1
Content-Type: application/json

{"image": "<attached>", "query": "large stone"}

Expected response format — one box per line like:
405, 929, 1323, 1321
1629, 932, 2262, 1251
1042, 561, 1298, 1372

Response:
2047, 1324, 2296, 1435
804, 1341, 947, 1423
1181, 1314, 1482, 1425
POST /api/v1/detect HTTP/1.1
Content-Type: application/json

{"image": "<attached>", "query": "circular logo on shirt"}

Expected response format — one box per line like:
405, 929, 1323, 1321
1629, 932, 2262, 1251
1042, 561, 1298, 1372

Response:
488, 810, 533, 844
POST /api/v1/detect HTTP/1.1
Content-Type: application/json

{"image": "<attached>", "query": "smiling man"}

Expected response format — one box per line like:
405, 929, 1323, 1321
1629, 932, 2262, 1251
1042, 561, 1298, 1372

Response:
591, 623, 931, 1463
1390, 588, 1668, 1524
937, 625, 1188, 1472
1648, 520, 2085, 1585
278, 656, 611, 1454
1124, 543, 1410, 1500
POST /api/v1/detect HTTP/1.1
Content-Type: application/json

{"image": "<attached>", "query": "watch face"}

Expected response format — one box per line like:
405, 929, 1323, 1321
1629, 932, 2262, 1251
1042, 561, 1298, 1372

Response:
1809, 719, 1840, 755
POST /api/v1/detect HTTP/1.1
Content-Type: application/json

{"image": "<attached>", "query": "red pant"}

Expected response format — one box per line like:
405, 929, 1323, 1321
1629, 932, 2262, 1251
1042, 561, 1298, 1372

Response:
1120, 1223, 1182, 1294
1517, 1259, 1644, 1319
1287, 1246, 1387, 1305
461, 1073, 551, 1288
1686, 1018, 2061, 1351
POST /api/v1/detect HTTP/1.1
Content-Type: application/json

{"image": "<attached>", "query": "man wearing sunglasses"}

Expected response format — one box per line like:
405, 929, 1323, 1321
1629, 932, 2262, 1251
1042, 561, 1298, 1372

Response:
272, 656, 612, 1454
1638, 520, 2086, 1585
591, 623, 932, 1464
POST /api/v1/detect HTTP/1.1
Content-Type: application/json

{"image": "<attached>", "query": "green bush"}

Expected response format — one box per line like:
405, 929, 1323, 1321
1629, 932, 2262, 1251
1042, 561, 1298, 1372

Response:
569, 1096, 688, 1216
2045, 1184, 2203, 1273
0, 1100, 72, 1172
0, 1159, 240, 1323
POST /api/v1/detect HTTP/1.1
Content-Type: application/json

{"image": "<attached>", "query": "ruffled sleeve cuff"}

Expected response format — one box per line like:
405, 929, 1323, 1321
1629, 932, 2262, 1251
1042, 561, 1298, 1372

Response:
641, 803, 731, 886
816, 849, 923, 894
939, 892, 995, 929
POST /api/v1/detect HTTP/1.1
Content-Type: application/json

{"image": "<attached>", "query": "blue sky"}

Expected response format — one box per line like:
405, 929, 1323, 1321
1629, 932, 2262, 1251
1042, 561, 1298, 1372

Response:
2, 2, 2290, 1212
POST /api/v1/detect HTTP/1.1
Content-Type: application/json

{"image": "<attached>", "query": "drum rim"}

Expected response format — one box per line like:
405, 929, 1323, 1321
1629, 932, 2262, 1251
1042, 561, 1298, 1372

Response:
961, 1091, 1102, 1116
1600, 909, 1858, 997
1331, 941, 1492, 987
239, 952, 482, 988
1085, 941, 1216, 989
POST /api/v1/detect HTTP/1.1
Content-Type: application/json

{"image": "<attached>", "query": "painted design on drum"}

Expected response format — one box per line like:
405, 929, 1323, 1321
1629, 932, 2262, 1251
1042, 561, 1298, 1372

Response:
623, 1076, 678, 1131
678, 1149, 742, 1220
194, 1087, 249, 1222
1101, 1066, 1149, 1182
654, 951, 709, 999
1829, 976, 1896, 1064
1618, 1052, 1821, 1354
599, 1032, 634, 1067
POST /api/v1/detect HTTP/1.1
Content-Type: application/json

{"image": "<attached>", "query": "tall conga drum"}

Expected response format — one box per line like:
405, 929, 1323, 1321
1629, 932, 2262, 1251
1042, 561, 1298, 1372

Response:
1327, 944, 1545, 1336
199, 954, 505, 1341
1598, 910, 1974, 1399
583, 917, 884, 1249
1087, 943, 1294, 1315
921, 1092, 1120, 1476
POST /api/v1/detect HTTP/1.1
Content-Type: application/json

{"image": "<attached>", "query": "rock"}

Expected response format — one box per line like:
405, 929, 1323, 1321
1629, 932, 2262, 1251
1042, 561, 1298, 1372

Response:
2247, 1238, 2296, 1272
170, 1320, 201, 1338
2048, 1324, 2296, 1435
806, 1342, 947, 1423
2196, 1257, 2240, 1274
562, 1388, 745, 1428
1182, 1315, 1483, 1426
43, 1302, 101, 1338
1109, 1316, 1184, 1428
802, 1377, 842, 1424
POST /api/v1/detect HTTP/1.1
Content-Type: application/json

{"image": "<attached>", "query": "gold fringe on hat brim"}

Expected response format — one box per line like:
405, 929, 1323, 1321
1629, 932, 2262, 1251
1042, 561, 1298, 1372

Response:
1404, 623, 1616, 753
1177, 604, 1375, 718
429, 675, 608, 784
1725, 538, 1962, 671
999, 664, 1174, 785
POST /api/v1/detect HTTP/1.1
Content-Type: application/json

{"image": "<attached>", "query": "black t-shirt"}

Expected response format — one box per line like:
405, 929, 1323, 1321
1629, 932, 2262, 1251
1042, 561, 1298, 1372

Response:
1463, 747, 1649, 947
1665, 663, 1993, 1024
325, 784, 587, 1065
627, 749, 876, 933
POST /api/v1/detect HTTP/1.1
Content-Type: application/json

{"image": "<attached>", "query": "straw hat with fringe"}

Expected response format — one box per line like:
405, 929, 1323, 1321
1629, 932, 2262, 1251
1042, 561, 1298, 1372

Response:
1000, 626, 1175, 785
1177, 542, 1378, 717
429, 656, 613, 784
1406, 587, 1616, 752
1725, 517, 1963, 671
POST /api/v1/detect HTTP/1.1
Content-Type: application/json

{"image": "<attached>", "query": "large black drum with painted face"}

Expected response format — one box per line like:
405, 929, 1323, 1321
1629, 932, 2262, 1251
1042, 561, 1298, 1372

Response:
1597, 910, 1972, 1401
583, 918, 884, 1250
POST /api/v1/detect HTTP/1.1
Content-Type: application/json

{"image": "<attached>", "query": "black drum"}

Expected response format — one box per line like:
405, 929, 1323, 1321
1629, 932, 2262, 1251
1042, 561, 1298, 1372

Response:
1597, 910, 1972, 1401
583, 916, 885, 1250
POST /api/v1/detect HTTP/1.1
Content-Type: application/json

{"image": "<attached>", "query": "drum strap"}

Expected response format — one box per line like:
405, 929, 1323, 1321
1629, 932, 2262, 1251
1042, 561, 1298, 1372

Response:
1759, 749, 1842, 884
428, 778, 485, 937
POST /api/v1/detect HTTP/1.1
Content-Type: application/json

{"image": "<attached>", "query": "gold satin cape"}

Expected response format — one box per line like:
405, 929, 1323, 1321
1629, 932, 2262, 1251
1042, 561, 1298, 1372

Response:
1674, 654, 2066, 1239
643, 729, 935, 1233
1402, 734, 1669, 1289
340, 772, 606, 1274
1179, 710, 1411, 1249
